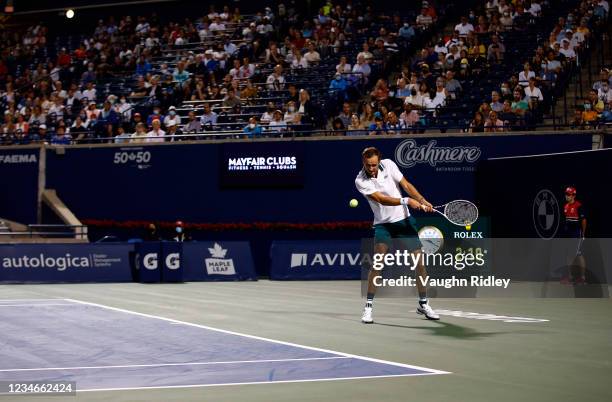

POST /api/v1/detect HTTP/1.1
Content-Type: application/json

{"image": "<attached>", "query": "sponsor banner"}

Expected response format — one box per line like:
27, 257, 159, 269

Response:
0, 147, 39, 224
134, 242, 162, 283
270, 240, 362, 280
161, 241, 183, 282
182, 242, 256, 281
0, 243, 132, 283
219, 141, 304, 188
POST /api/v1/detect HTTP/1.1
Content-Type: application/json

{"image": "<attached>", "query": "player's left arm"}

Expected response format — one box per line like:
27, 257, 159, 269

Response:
399, 177, 433, 212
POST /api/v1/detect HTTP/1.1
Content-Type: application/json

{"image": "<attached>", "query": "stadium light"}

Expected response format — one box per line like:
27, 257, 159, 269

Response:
65, 9, 75, 19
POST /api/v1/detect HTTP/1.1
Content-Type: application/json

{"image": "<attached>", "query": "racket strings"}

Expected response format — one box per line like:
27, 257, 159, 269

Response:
444, 201, 478, 226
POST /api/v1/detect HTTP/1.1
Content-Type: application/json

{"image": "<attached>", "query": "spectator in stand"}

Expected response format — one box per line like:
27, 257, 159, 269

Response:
146, 119, 165, 142
243, 117, 263, 137
166, 121, 183, 141
499, 100, 518, 130
163, 106, 181, 128
261, 103, 275, 124
357, 43, 374, 64
50, 125, 72, 145
114, 126, 133, 144
593, 69, 611, 91
395, 78, 411, 99
587, 89, 605, 113
291, 51, 309, 69
368, 113, 387, 135
360, 103, 375, 128
330, 73, 349, 101
518, 62, 536, 87
570, 108, 585, 129
597, 80, 612, 104
386, 111, 402, 133
455, 16, 475, 38
487, 35, 505, 62
416, 7, 434, 29
304, 42, 321, 64
347, 114, 365, 134
98, 100, 120, 130
468, 111, 485, 133
82, 81, 97, 103
266, 65, 286, 90
268, 110, 288, 134
444, 70, 462, 96
284, 101, 301, 124
399, 22, 416, 41
336, 103, 352, 128
490, 91, 504, 112
524, 77, 544, 113
511, 88, 529, 118
400, 103, 420, 129
581, 98, 599, 126
183, 111, 201, 133
559, 38, 576, 60
222, 88, 241, 110
173, 62, 190, 87
336, 56, 352, 74
484, 110, 504, 132
131, 122, 148, 143
200, 103, 218, 128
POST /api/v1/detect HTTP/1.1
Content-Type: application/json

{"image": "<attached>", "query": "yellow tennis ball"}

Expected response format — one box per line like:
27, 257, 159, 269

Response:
349, 198, 359, 208
465, 225, 471, 231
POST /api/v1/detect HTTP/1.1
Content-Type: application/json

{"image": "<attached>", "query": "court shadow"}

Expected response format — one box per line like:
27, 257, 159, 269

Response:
374, 321, 509, 340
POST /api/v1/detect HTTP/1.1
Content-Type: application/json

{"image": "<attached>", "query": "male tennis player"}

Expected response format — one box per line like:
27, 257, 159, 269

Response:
355, 146, 439, 322
561, 186, 587, 284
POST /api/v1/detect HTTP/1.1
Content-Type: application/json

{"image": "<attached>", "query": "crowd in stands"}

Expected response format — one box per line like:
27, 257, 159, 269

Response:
0, 0, 609, 144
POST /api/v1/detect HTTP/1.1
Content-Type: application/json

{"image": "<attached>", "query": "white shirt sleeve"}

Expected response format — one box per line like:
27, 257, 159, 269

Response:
385, 159, 404, 183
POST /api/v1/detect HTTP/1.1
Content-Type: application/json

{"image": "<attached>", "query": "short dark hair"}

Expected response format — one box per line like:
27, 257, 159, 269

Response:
362, 147, 381, 159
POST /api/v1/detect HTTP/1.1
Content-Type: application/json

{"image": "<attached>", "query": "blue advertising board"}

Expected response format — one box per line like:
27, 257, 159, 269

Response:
161, 241, 183, 282
270, 240, 362, 280
43, 134, 594, 225
182, 241, 257, 281
134, 241, 162, 283
0, 147, 40, 224
0, 243, 133, 283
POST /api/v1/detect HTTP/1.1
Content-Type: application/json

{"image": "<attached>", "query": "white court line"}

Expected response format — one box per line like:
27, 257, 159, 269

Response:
0, 304, 76, 307
79, 373, 440, 393
0, 299, 64, 302
1, 357, 350, 373
63, 298, 450, 376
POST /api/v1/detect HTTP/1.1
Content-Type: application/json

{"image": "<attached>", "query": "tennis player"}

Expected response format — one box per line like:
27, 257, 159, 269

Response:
355, 146, 439, 322
561, 186, 587, 284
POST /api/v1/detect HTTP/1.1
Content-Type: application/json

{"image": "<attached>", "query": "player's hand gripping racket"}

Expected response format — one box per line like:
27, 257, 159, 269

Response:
432, 200, 479, 226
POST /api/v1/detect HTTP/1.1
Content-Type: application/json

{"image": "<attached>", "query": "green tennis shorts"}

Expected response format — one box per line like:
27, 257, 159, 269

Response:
373, 216, 422, 251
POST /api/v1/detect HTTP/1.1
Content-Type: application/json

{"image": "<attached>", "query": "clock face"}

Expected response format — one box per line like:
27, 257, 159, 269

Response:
418, 226, 444, 254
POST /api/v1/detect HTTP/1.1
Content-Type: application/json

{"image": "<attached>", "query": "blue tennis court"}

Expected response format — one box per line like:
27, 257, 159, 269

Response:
0, 298, 448, 392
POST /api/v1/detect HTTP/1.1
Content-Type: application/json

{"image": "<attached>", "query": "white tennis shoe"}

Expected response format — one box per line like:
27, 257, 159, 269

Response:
417, 303, 440, 320
361, 306, 373, 323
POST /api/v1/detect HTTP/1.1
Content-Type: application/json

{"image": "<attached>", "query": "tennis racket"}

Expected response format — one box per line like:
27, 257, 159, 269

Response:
432, 200, 479, 226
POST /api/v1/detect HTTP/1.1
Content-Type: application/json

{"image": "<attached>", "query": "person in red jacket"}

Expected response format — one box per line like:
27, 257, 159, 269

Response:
560, 186, 587, 284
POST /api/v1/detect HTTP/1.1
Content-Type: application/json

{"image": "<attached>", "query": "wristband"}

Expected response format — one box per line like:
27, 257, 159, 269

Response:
400, 197, 410, 206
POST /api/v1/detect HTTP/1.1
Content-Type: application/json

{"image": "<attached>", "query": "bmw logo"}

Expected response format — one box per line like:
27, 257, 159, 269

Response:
532, 189, 560, 239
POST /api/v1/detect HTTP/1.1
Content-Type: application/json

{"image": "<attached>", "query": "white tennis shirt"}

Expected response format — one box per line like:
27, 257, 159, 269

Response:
355, 159, 410, 225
